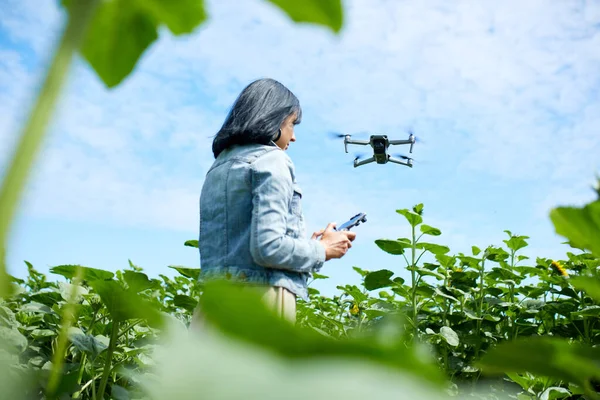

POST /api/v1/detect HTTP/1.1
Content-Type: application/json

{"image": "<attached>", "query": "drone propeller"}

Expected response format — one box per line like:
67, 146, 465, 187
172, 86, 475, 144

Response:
405, 128, 425, 144
391, 153, 413, 160
350, 152, 368, 165
327, 131, 369, 140
391, 153, 428, 164
328, 131, 349, 139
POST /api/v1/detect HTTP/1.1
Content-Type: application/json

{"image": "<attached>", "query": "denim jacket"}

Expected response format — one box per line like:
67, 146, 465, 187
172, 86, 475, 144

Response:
198, 142, 326, 301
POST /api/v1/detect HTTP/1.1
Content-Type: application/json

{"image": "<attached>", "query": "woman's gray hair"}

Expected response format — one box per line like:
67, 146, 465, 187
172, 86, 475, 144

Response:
211, 78, 302, 158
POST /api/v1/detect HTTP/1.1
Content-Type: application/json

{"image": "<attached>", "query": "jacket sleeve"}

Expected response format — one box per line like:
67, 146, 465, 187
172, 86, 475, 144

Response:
249, 149, 326, 273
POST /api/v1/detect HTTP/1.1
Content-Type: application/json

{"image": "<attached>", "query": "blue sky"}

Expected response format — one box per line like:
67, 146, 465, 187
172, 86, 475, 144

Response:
1, 0, 600, 297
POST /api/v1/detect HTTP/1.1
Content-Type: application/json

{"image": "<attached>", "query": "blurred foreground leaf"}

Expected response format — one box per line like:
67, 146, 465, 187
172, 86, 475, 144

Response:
267, 0, 343, 33
569, 276, 600, 302
550, 200, 600, 257
62, 0, 207, 88
0, 354, 36, 400
143, 322, 447, 400
196, 280, 445, 386
478, 336, 600, 398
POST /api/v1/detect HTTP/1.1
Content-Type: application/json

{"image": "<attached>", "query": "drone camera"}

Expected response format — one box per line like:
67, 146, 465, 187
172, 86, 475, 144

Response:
370, 135, 389, 164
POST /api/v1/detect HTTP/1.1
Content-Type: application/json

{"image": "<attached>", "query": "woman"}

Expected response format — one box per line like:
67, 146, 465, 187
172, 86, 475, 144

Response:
194, 78, 356, 324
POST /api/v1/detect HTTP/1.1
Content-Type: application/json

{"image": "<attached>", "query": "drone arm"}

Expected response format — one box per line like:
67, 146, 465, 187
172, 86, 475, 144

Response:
389, 135, 416, 153
344, 138, 371, 153
346, 139, 370, 145
388, 139, 412, 145
388, 156, 413, 168
354, 156, 376, 168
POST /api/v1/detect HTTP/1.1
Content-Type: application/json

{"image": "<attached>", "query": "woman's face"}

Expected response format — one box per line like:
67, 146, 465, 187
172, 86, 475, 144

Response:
275, 112, 297, 151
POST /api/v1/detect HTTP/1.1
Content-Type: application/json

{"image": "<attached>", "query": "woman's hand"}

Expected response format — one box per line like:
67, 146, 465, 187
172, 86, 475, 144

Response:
311, 229, 325, 240
316, 222, 357, 261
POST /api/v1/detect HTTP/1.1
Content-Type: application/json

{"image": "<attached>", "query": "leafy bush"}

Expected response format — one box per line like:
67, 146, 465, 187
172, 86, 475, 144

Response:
2, 194, 599, 399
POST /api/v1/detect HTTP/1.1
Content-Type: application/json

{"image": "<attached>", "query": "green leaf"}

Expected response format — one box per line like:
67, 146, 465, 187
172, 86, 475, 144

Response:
435, 254, 456, 269
62, 0, 158, 87
62, 0, 207, 88
415, 285, 435, 298
413, 267, 444, 280
197, 280, 445, 385
184, 240, 199, 248
569, 276, 600, 302
267, 0, 343, 33
88, 280, 164, 327
311, 272, 329, 280
173, 295, 198, 312
58, 282, 88, 302
392, 277, 405, 285
31, 329, 56, 340
374, 239, 410, 255
439, 326, 459, 347
137, 0, 207, 34
111, 385, 130, 400
571, 305, 600, 318
415, 243, 450, 255
363, 270, 394, 291
68, 327, 108, 356
396, 209, 423, 227
505, 372, 530, 391
478, 336, 600, 389
50, 265, 114, 281
503, 231, 530, 252
413, 203, 424, 215
434, 287, 458, 302
338, 285, 367, 303
0, 306, 17, 327
123, 270, 158, 292
550, 200, 600, 257
351, 266, 369, 277
485, 247, 510, 262
463, 309, 482, 320
471, 246, 481, 256
0, 326, 28, 353
144, 319, 451, 400
168, 266, 200, 280
19, 301, 54, 315
539, 387, 571, 400
420, 224, 441, 236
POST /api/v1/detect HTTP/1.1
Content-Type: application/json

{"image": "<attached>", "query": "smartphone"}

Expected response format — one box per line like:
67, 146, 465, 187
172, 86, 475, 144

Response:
334, 212, 367, 231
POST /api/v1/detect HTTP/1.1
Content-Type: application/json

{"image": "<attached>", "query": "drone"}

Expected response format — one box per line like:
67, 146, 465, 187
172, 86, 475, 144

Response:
341, 132, 416, 168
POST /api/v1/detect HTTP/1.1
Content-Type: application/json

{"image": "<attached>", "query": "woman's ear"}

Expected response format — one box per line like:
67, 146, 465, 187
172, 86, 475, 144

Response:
273, 128, 282, 142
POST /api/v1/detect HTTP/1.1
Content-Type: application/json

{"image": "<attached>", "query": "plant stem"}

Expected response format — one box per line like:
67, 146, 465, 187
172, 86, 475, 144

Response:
411, 224, 418, 339
475, 255, 487, 361
97, 320, 120, 400
72, 352, 88, 399
46, 265, 84, 398
0, 0, 99, 298
442, 271, 450, 374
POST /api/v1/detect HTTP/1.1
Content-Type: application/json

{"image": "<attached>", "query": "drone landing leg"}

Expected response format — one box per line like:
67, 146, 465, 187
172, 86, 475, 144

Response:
387, 156, 413, 168
354, 156, 376, 168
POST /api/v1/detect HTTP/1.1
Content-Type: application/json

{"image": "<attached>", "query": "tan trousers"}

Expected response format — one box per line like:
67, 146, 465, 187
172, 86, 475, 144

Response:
190, 285, 297, 332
